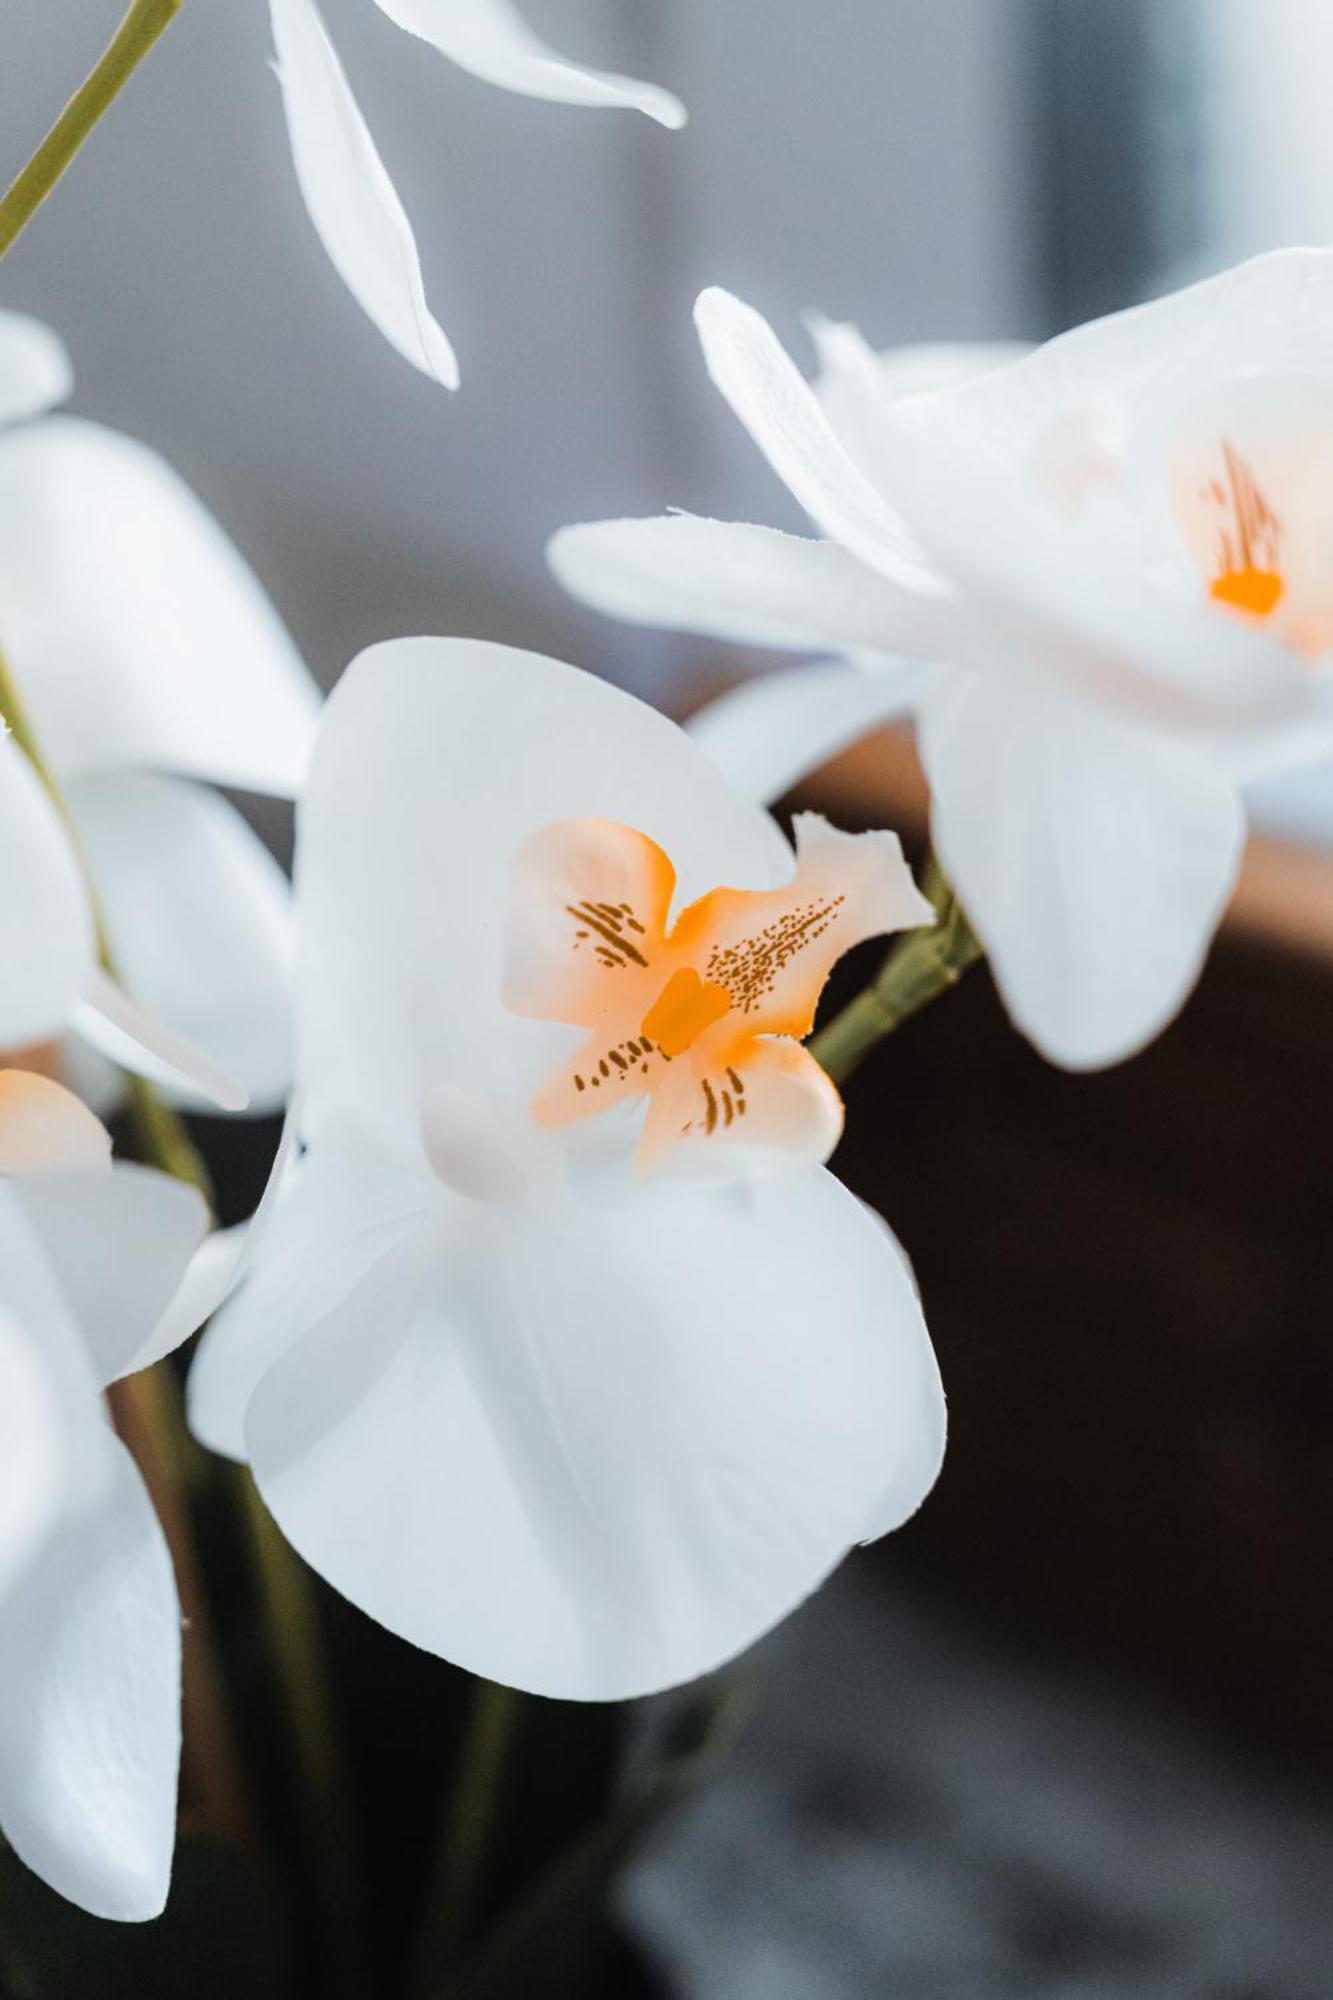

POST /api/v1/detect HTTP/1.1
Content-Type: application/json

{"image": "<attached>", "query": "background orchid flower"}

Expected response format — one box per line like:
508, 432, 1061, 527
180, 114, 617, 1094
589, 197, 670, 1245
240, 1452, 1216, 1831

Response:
188, 636, 945, 1702
551, 251, 1333, 1071
0, 308, 321, 1112
269, 0, 685, 389
0, 1071, 207, 1919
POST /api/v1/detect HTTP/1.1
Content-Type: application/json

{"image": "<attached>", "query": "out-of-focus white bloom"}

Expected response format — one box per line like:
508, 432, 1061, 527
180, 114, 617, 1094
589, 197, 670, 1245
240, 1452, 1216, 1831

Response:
551, 252, 1333, 1070
0, 310, 322, 1111
0, 1071, 206, 1919
188, 637, 944, 1702
269, 0, 686, 389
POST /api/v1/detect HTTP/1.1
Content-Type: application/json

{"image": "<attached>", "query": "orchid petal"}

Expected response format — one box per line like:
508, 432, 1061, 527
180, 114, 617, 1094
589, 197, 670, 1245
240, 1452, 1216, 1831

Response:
921, 668, 1245, 1069
0, 417, 318, 793
12, 1166, 207, 1389
686, 657, 927, 806
0, 311, 73, 428
67, 774, 295, 1114
0, 734, 92, 1046
693, 289, 942, 595
270, 0, 459, 388
635, 1032, 845, 1181
72, 968, 249, 1115
549, 513, 945, 655
188, 1151, 432, 1461
241, 1167, 943, 1699
0, 1432, 179, 1919
0, 1309, 65, 1599
0, 1071, 110, 1177
296, 638, 787, 1167
371, 0, 685, 127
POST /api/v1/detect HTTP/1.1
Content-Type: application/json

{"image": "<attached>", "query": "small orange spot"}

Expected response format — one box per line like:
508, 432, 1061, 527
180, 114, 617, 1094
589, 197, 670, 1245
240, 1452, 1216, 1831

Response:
1211, 565, 1284, 620
640, 967, 732, 1059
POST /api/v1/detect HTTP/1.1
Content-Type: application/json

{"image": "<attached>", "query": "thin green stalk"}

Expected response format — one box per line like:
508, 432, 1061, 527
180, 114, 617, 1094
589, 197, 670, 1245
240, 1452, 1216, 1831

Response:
809, 858, 984, 1084
412, 1681, 526, 1993
0, 0, 183, 259
239, 1476, 371, 1998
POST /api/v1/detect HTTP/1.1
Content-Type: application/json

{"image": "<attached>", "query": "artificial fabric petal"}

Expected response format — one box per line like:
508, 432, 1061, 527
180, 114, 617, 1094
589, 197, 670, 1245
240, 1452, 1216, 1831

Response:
0, 417, 318, 793
72, 968, 249, 1115
240, 1165, 943, 1699
371, 0, 686, 127
67, 774, 295, 1113
0, 734, 93, 1047
693, 289, 942, 594
686, 657, 928, 806
549, 512, 945, 655
270, 0, 459, 388
0, 311, 73, 428
296, 638, 786, 1167
920, 667, 1246, 1069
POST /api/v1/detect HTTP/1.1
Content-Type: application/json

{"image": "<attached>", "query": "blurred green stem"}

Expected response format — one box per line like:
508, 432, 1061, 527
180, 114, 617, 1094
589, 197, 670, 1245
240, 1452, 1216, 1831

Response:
412, 1681, 526, 1993
0, 0, 183, 259
809, 857, 983, 1084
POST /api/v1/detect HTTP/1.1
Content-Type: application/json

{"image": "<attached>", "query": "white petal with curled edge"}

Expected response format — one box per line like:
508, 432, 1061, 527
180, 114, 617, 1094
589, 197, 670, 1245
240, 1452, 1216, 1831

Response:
0, 1309, 65, 1600
11, 1165, 207, 1389
693, 289, 943, 595
271, 0, 459, 388
296, 638, 787, 1167
549, 514, 947, 656
188, 1150, 433, 1461
0, 417, 319, 794
243, 1166, 944, 1700
72, 968, 249, 1114
0, 734, 92, 1046
371, 0, 685, 127
67, 774, 295, 1114
921, 666, 1246, 1070
0, 311, 73, 428
687, 657, 928, 806
0, 1071, 111, 1178
0, 1432, 180, 1920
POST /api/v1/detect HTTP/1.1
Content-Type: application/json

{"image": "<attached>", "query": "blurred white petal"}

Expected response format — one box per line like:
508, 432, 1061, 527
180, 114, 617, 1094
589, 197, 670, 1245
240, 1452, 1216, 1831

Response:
271, 0, 459, 388
0, 735, 93, 1047
73, 968, 249, 1115
0, 311, 72, 427
686, 657, 927, 806
372, 0, 685, 126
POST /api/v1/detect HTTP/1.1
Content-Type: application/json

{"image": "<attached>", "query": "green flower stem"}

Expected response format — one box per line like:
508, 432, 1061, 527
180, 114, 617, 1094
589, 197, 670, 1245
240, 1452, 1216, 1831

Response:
0, 0, 184, 260
412, 1680, 526, 1992
809, 859, 984, 1085
239, 1475, 372, 2000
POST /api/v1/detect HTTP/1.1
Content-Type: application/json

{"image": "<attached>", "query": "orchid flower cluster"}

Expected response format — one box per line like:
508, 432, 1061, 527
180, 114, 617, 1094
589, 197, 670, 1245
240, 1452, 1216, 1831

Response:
0, 0, 1327, 1963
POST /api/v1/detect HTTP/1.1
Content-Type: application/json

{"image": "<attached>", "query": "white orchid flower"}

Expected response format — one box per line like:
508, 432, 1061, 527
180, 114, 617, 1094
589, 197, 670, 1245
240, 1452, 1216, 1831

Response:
0, 309, 322, 1112
0, 1070, 207, 1919
269, 0, 685, 389
187, 636, 945, 1701
551, 251, 1333, 1070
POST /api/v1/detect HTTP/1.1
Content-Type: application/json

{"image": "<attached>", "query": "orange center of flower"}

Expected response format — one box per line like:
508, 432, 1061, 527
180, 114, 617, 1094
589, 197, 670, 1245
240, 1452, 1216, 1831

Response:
639, 966, 733, 1059
1203, 440, 1285, 623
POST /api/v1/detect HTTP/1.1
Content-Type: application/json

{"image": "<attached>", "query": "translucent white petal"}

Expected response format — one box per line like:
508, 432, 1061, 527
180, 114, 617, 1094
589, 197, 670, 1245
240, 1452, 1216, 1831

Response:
371, 0, 685, 127
242, 1168, 944, 1699
921, 668, 1246, 1069
0, 1071, 111, 1177
188, 1151, 433, 1461
0, 311, 73, 428
687, 657, 927, 806
11, 1166, 207, 1389
271, 0, 459, 388
0, 734, 92, 1046
693, 289, 943, 594
0, 1308, 65, 1599
0, 1433, 179, 1919
0, 417, 318, 793
296, 638, 787, 1166
67, 774, 295, 1114
72, 968, 249, 1114
549, 513, 945, 655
